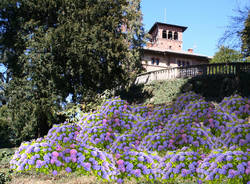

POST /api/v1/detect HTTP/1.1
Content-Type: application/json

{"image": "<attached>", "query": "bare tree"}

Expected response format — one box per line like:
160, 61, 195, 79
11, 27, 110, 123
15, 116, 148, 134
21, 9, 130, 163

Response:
219, 5, 250, 50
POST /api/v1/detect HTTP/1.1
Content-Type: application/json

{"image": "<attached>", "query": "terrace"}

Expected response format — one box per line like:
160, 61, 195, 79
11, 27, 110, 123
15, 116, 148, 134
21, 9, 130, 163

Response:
136, 62, 250, 84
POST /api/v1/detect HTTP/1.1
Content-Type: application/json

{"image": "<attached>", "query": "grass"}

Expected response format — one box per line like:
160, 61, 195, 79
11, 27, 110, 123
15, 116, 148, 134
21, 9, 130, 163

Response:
8, 172, 198, 184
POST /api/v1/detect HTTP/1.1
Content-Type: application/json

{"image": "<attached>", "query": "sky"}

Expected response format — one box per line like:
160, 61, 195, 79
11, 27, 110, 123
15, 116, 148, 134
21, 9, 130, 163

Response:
140, 0, 249, 57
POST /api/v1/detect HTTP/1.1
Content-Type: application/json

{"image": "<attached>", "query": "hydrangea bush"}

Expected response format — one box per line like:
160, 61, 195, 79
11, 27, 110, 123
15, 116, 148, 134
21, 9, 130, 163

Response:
10, 92, 250, 183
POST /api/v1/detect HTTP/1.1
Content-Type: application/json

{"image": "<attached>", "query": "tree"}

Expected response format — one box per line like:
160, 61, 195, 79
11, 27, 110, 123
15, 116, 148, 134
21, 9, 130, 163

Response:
211, 46, 243, 63
219, 5, 249, 59
241, 12, 250, 59
0, 0, 145, 143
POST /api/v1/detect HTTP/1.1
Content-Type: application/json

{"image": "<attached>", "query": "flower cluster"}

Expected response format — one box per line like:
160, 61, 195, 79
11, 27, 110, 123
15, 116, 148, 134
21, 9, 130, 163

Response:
10, 93, 250, 183
197, 147, 250, 183
159, 147, 201, 182
218, 95, 250, 119
10, 123, 119, 181
115, 150, 161, 183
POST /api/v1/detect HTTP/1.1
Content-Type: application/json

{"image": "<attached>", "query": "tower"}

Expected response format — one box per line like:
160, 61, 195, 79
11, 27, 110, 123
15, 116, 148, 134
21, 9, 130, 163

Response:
147, 22, 187, 51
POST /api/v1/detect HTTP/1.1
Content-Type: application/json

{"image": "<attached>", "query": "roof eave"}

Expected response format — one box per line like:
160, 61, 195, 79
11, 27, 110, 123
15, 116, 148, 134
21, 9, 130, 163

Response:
143, 48, 211, 60
148, 22, 188, 34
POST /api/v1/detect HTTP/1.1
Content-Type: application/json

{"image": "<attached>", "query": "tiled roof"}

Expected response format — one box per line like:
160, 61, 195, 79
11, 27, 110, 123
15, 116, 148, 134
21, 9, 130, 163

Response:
149, 22, 188, 34
143, 47, 212, 59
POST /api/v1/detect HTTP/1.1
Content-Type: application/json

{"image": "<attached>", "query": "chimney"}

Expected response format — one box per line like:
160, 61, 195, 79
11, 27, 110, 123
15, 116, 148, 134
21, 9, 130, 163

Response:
188, 48, 193, 53
146, 42, 152, 48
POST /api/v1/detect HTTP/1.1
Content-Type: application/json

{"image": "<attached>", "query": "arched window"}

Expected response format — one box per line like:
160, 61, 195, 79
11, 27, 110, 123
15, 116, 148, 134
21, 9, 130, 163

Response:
151, 58, 155, 65
156, 58, 159, 65
174, 32, 178, 40
182, 61, 185, 66
168, 31, 172, 39
162, 30, 167, 38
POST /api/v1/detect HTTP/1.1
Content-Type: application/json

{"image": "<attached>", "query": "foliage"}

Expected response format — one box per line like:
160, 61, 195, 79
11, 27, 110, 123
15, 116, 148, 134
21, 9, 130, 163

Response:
121, 72, 250, 105
0, 105, 14, 148
0, 0, 145, 143
0, 171, 11, 184
211, 46, 243, 63
186, 73, 250, 101
0, 150, 15, 168
143, 79, 191, 104
241, 12, 250, 58
0, 148, 15, 184
219, 5, 249, 55
120, 79, 191, 105
59, 89, 116, 123
9, 92, 250, 183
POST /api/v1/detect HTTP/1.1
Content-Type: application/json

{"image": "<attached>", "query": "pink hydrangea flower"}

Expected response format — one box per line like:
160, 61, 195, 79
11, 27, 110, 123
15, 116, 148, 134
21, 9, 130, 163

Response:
169, 139, 174, 144
106, 132, 111, 136
71, 157, 77, 163
52, 151, 59, 158
117, 159, 124, 165
56, 145, 62, 151
103, 119, 107, 124
208, 118, 213, 124
246, 168, 250, 175
70, 149, 77, 156
50, 158, 56, 164
114, 118, 119, 123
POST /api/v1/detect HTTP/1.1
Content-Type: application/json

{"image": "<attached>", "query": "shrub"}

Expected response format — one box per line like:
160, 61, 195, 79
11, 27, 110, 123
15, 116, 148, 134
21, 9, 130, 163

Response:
9, 93, 250, 183
0, 171, 11, 184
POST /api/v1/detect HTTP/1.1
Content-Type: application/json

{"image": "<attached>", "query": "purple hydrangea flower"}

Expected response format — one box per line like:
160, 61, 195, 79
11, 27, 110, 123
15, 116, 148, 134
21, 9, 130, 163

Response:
65, 167, 72, 173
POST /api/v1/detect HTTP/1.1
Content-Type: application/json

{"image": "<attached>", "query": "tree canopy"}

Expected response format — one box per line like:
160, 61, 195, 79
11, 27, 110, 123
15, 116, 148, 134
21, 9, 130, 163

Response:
211, 46, 243, 63
0, 0, 145, 143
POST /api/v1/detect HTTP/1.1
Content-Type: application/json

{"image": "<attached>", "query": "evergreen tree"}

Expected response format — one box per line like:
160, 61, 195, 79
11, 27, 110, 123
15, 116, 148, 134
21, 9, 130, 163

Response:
0, 0, 145, 143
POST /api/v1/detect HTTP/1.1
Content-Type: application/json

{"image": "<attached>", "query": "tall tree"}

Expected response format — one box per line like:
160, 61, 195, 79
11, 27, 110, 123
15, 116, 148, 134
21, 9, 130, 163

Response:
241, 12, 250, 59
121, 0, 145, 81
0, 0, 145, 143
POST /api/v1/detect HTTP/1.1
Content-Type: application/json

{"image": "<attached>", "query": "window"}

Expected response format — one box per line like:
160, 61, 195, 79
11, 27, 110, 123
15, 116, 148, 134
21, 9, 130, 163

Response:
156, 58, 159, 65
151, 58, 155, 65
182, 61, 185, 66
169, 46, 172, 49
174, 32, 178, 40
168, 31, 172, 39
177, 60, 181, 66
162, 30, 167, 38
187, 61, 190, 66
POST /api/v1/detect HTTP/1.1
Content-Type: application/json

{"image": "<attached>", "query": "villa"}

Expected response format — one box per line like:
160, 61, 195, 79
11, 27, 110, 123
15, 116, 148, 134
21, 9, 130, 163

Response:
142, 22, 211, 72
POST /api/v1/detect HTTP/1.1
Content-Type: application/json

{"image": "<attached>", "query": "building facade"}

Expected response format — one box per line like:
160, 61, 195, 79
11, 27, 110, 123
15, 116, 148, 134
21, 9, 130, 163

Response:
142, 22, 211, 72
